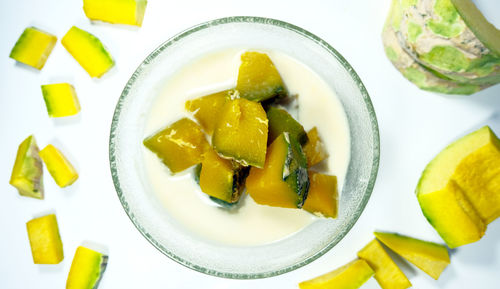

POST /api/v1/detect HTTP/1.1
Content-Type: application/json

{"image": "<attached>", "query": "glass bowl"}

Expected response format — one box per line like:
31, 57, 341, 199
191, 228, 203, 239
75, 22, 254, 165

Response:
109, 16, 379, 279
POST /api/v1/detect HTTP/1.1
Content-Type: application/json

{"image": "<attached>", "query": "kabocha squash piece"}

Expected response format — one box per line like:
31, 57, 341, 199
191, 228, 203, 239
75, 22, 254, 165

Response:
61, 26, 114, 78
418, 180, 486, 248
41, 83, 81, 117
303, 127, 329, 167
299, 259, 374, 289
236, 51, 286, 102
212, 98, 268, 168
194, 163, 202, 184
416, 126, 500, 247
9, 135, 44, 199
357, 239, 411, 289
374, 232, 450, 280
185, 90, 233, 135
9, 27, 57, 70
83, 0, 147, 27
66, 246, 108, 289
39, 145, 79, 188
199, 148, 249, 203
266, 106, 308, 145
26, 214, 64, 264
246, 132, 309, 208
144, 118, 208, 173
302, 171, 338, 218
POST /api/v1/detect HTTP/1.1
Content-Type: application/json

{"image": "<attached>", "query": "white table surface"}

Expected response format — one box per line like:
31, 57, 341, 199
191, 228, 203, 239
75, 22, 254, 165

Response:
1, 1, 500, 288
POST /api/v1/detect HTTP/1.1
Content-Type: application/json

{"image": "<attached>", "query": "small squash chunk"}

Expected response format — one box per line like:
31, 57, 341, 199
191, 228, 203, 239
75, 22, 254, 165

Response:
236, 51, 286, 102
9, 27, 57, 70
358, 239, 411, 289
26, 214, 64, 264
66, 246, 108, 289
144, 118, 208, 173
83, 0, 147, 27
303, 171, 338, 218
185, 90, 233, 135
212, 98, 268, 167
303, 127, 329, 167
199, 148, 249, 203
9, 135, 44, 199
266, 106, 308, 145
374, 232, 450, 280
61, 26, 114, 78
246, 132, 309, 208
39, 145, 79, 188
299, 259, 374, 289
41, 83, 81, 117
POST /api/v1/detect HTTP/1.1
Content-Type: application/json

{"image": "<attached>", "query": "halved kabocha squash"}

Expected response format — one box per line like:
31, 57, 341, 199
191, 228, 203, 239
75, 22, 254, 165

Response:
246, 132, 309, 208
266, 106, 308, 145
236, 51, 286, 102
143, 118, 208, 173
199, 148, 249, 204
185, 90, 234, 135
303, 127, 329, 167
302, 171, 338, 218
212, 98, 268, 168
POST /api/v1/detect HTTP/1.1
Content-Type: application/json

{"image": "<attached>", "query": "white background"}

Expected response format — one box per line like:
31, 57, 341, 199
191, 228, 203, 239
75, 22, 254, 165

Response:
1, 1, 500, 288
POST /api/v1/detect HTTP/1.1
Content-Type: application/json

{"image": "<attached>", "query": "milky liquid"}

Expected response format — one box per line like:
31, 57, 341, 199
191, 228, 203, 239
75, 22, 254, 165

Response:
143, 49, 351, 246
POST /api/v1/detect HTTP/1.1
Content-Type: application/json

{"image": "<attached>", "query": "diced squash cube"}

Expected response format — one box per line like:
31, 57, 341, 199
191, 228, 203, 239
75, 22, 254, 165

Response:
26, 214, 64, 264
303, 127, 328, 167
83, 0, 147, 27
9, 135, 44, 199
144, 118, 208, 173
302, 171, 338, 218
418, 180, 486, 248
185, 90, 232, 135
266, 106, 308, 145
236, 51, 286, 102
66, 246, 108, 289
41, 83, 81, 118
299, 259, 374, 289
9, 27, 57, 70
39, 145, 79, 188
61, 26, 114, 78
358, 239, 411, 289
199, 148, 248, 203
212, 98, 268, 167
374, 232, 450, 280
246, 133, 309, 208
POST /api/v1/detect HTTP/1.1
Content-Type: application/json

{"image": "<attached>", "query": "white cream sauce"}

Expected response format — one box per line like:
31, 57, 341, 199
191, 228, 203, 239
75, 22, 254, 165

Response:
143, 48, 350, 246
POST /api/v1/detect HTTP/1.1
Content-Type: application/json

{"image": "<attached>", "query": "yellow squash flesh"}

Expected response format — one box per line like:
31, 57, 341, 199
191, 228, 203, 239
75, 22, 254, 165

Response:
303, 127, 329, 167
374, 232, 450, 280
143, 118, 208, 173
212, 98, 268, 168
9, 27, 57, 70
199, 148, 244, 203
302, 171, 338, 218
357, 239, 411, 289
61, 26, 114, 78
83, 0, 147, 27
299, 259, 374, 289
39, 145, 79, 188
41, 83, 81, 117
9, 135, 44, 199
417, 126, 500, 247
26, 214, 64, 264
185, 90, 232, 135
236, 51, 286, 102
66, 246, 108, 289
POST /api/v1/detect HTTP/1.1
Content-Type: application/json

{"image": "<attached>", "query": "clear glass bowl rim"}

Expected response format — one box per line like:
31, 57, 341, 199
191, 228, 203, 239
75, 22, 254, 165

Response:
109, 16, 380, 279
